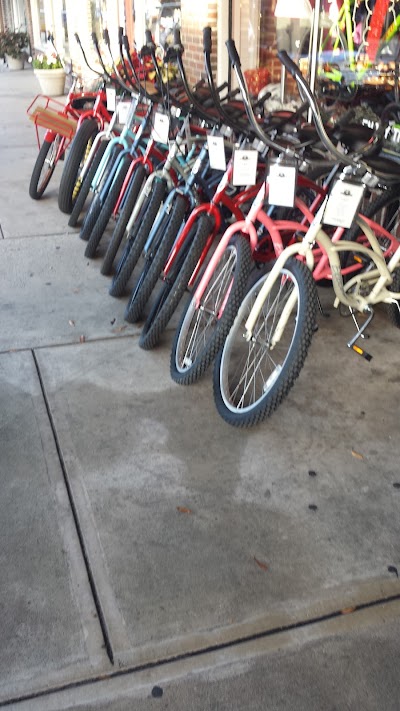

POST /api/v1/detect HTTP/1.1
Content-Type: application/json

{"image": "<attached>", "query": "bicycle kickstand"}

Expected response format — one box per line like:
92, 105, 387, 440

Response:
347, 306, 374, 361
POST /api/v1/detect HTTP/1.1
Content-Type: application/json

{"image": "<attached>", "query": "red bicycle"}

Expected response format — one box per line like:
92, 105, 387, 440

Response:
27, 35, 113, 202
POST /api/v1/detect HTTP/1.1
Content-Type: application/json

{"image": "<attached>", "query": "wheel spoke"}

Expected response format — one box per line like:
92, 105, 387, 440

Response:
220, 271, 299, 411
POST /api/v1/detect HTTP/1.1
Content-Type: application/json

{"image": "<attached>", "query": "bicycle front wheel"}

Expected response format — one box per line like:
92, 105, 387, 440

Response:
213, 258, 318, 428
124, 193, 188, 323
101, 163, 147, 276
139, 214, 212, 350
68, 139, 108, 227
170, 234, 253, 385
29, 134, 63, 200
58, 118, 98, 214
84, 153, 132, 258
109, 178, 167, 298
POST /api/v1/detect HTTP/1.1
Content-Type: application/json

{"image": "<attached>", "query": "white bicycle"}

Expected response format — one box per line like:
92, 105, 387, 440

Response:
213, 47, 400, 428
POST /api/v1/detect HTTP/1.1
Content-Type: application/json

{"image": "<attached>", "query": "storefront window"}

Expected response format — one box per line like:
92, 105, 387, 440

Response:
61, 0, 69, 52
91, 0, 107, 42
145, 1, 181, 48
38, 0, 46, 43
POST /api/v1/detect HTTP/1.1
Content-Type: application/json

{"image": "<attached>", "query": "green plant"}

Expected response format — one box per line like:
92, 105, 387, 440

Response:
32, 51, 63, 70
0, 29, 29, 59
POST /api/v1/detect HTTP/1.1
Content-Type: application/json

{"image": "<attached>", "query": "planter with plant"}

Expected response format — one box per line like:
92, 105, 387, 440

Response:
32, 51, 66, 96
0, 29, 29, 70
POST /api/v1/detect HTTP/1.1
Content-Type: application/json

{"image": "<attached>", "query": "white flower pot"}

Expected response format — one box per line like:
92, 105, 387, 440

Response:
6, 55, 24, 71
34, 68, 66, 96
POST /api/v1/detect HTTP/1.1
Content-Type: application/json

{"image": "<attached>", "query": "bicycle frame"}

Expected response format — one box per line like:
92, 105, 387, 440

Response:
75, 87, 111, 130
122, 122, 206, 240
89, 93, 141, 195
111, 101, 175, 218
161, 145, 263, 289
243, 203, 400, 349
191, 174, 324, 309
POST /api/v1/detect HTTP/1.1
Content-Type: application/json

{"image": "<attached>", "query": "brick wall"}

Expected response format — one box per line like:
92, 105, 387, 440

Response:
180, 0, 217, 86
179, 0, 295, 92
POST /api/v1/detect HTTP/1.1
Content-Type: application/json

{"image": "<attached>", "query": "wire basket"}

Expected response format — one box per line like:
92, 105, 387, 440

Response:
27, 95, 78, 139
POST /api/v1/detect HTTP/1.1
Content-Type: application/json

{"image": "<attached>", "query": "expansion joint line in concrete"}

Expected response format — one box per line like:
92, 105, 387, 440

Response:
30, 348, 115, 666
2, 590, 400, 708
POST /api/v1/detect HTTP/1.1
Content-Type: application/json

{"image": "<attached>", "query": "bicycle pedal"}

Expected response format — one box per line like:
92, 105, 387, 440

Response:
349, 343, 372, 361
352, 253, 368, 265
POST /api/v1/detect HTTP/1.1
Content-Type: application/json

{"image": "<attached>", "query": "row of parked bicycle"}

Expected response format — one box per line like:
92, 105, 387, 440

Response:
28, 27, 400, 428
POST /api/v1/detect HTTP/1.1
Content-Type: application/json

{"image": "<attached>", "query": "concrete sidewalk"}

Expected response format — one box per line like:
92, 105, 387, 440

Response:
1, 68, 400, 710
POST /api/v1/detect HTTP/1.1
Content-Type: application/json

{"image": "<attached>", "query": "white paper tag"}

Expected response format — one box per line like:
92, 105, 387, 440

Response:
232, 149, 258, 186
106, 86, 116, 112
323, 180, 365, 228
117, 100, 131, 125
152, 112, 170, 144
207, 135, 227, 171
268, 164, 297, 208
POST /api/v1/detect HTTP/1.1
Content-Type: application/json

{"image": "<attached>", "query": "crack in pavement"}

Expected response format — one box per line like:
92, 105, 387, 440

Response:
2, 592, 400, 708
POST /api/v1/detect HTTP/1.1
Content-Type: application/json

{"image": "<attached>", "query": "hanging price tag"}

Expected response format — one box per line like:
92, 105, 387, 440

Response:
268, 163, 297, 208
207, 135, 227, 171
232, 148, 258, 186
117, 100, 131, 125
323, 180, 365, 228
152, 112, 170, 144
106, 86, 116, 112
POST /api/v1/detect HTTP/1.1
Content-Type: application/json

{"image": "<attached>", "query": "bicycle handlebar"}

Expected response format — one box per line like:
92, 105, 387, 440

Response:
203, 26, 212, 54
203, 28, 247, 135
74, 33, 104, 78
122, 34, 142, 88
100, 28, 137, 94
277, 50, 385, 169
226, 39, 296, 155
91, 31, 114, 83
170, 29, 221, 125
122, 32, 163, 103
225, 38, 241, 69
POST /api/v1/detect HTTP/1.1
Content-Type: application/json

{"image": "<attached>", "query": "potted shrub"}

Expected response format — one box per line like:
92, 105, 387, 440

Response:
0, 29, 29, 70
32, 51, 66, 96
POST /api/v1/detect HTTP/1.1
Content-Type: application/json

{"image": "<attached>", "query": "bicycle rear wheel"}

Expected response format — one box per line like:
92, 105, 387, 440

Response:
344, 189, 400, 267
29, 134, 63, 200
58, 118, 98, 214
213, 258, 318, 427
170, 234, 253, 385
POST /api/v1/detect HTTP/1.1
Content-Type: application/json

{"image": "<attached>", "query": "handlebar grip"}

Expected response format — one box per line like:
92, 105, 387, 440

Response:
103, 28, 110, 46
225, 39, 241, 68
91, 32, 99, 47
277, 50, 302, 80
74, 32, 81, 44
123, 34, 130, 52
174, 28, 182, 45
145, 29, 154, 46
203, 27, 212, 53
118, 26, 123, 43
